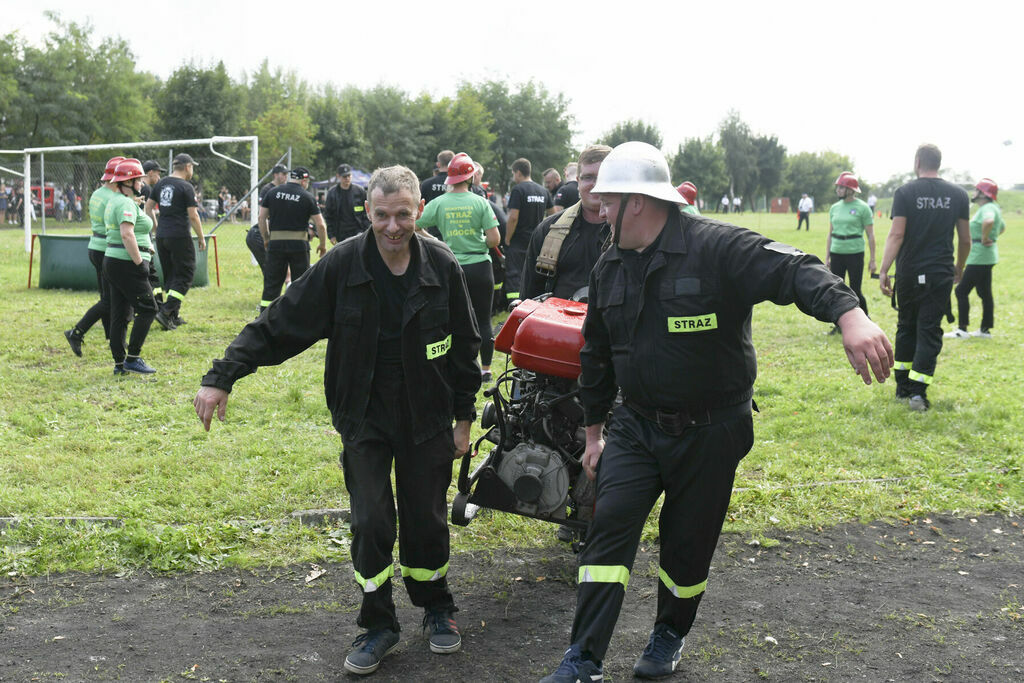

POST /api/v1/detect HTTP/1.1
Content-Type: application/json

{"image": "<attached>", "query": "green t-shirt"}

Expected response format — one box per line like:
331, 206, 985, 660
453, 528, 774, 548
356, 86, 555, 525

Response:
966, 202, 1004, 266
416, 191, 498, 266
828, 198, 873, 254
87, 186, 116, 252
104, 193, 154, 261
682, 204, 700, 216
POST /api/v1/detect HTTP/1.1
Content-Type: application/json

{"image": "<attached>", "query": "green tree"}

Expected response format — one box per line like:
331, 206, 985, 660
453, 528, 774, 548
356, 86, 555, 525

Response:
244, 59, 310, 124
752, 134, 786, 206
427, 85, 497, 174
718, 111, 758, 201
309, 85, 370, 179
156, 62, 245, 139
355, 86, 435, 174
598, 119, 663, 148
669, 136, 729, 208
252, 102, 322, 174
782, 150, 854, 211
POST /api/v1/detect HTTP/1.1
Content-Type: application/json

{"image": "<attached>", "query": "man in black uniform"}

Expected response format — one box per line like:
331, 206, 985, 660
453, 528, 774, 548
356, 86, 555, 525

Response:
540, 142, 893, 683
142, 160, 165, 199
879, 143, 970, 412
323, 163, 369, 244
146, 153, 206, 330
194, 165, 480, 677
521, 145, 612, 301
257, 166, 327, 312
420, 150, 454, 205
246, 164, 290, 272
503, 157, 555, 304
553, 162, 580, 211
543, 168, 563, 200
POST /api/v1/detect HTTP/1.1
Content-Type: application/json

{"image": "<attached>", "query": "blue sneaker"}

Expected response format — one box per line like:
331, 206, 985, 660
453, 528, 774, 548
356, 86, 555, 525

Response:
423, 606, 461, 653
633, 623, 684, 679
123, 358, 156, 374
540, 644, 603, 683
344, 628, 400, 675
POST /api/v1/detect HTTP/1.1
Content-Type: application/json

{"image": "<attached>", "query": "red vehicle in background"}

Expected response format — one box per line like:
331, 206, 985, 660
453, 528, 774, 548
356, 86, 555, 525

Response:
30, 185, 57, 218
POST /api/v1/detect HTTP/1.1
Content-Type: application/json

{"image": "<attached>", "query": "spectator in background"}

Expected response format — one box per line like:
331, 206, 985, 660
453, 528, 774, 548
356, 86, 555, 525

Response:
420, 150, 454, 204
867, 193, 878, 217
797, 193, 813, 230
720, 193, 729, 213
732, 196, 742, 213
554, 163, 580, 211
470, 163, 487, 199
55, 193, 66, 222
543, 168, 563, 199
0, 180, 7, 223
323, 163, 370, 244
217, 186, 230, 219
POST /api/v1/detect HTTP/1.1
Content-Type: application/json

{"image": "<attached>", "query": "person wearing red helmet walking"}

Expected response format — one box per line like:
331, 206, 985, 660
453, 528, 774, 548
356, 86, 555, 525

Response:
103, 158, 159, 375
677, 181, 700, 215
416, 152, 500, 381
944, 178, 1005, 340
825, 172, 876, 334
63, 156, 125, 356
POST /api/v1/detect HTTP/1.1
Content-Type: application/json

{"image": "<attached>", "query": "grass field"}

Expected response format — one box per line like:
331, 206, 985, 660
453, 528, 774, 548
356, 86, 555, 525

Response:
1, 202, 1021, 576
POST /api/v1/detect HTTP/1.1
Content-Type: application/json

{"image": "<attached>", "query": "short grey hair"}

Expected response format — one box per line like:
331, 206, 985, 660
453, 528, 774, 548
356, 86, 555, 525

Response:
367, 165, 421, 205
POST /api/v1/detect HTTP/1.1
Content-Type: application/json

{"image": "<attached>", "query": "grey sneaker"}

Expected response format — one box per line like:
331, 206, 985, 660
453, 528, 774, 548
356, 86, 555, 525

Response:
943, 329, 971, 339
344, 628, 400, 675
971, 329, 993, 338
423, 607, 461, 654
634, 623, 684, 679
540, 644, 603, 683
908, 395, 930, 412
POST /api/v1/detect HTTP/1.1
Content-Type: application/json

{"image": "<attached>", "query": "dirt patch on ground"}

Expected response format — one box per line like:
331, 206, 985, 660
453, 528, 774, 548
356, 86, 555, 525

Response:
2, 514, 1022, 682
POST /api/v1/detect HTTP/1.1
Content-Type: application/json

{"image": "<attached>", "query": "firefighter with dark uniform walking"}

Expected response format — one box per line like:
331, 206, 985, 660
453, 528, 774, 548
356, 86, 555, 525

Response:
195, 165, 481, 677
323, 163, 370, 244
257, 166, 327, 312
539, 142, 893, 683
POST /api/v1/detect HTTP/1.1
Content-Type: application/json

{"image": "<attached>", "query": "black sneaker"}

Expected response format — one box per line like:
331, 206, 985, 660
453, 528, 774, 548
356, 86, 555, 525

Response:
123, 358, 157, 374
172, 315, 187, 326
895, 386, 912, 401
481, 370, 492, 383
113, 366, 127, 376
556, 524, 574, 543
540, 644, 603, 683
344, 628, 400, 676
633, 623, 684, 679
423, 607, 461, 654
908, 394, 930, 412
64, 329, 83, 357
155, 310, 177, 331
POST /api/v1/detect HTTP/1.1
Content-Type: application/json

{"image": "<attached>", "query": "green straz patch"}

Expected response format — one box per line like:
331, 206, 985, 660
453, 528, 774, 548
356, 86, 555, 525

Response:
426, 334, 452, 359
667, 314, 717, 332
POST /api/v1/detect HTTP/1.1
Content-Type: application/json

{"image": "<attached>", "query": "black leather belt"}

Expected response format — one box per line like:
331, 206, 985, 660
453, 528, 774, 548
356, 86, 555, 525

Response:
623, 398, 752, 436
831, 234, 859, 240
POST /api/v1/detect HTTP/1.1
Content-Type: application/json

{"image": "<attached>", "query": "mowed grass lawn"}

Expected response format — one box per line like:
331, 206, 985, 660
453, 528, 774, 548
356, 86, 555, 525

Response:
1, 202, 1021, 575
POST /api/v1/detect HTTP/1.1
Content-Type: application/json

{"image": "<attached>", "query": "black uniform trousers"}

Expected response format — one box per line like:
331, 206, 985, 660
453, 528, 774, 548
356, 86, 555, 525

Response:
829, 251, 867, 315
894, 273, 952, 397
797, 211, 810, 230
75, 248, 111, 339
461, 260, 494, 367
341, 362, 457, 632
156, 236, 196, 317
260, 246, 309, 310
503, 242, 527, 302
571, 404, 754, 662
245, 225, 266, 272
954, 264, 994, 332
103, 257, 158, 364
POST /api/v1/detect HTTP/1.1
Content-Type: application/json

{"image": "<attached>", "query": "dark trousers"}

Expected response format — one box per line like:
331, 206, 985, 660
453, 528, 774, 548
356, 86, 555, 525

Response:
894, 274, 952, 396
261, 248, 309, 309
797, 211, 810, 230
461, 260, 494, 367
103, 257, 158, 364
75, 248, 111, 339
156, 236, 196, 317
341, 364, 456, 631
955, 264, 994, 331
829, 251, 867, 315
245, 225, 266, 272
570, 405, 754, 662
503, 242, 527, 302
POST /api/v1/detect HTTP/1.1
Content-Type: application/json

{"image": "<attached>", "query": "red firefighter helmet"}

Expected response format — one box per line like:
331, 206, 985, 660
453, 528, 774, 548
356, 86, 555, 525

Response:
111, 158, 144, 183
101, 156, 127, 182
975, 177, 998, 201
835, 171, 862, 193
444, 152, 476, 186
676, 181, 698, 205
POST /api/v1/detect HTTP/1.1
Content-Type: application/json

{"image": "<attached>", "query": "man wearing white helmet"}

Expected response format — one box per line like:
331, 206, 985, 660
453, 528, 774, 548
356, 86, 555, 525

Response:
540, 142, 893, 683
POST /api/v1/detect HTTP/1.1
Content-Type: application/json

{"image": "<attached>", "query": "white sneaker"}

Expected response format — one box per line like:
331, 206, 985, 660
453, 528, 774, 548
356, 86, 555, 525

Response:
943, 329, 971, 339
970, 329, 993, 339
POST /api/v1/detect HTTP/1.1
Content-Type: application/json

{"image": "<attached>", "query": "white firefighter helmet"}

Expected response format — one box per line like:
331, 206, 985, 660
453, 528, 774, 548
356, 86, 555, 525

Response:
590, 141, 688, 206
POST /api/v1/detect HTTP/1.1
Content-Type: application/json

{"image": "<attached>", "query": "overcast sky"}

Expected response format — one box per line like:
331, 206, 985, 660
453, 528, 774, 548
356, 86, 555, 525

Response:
17, 1, 1024, 185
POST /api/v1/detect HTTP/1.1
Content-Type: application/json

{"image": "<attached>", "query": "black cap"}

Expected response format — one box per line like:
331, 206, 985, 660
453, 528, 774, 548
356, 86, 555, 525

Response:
272, 164, 288, 175
142, 160, 166, 173
172, 153, 198, 166
290, 167, 310, 180
336, 163, 352, 176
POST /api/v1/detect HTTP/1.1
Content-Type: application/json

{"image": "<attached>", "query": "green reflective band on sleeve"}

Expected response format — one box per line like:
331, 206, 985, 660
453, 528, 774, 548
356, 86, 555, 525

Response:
894, 361, 912, 371
505, 291, 520, 299
400, 562, 449, 582
908, 370, 933, 385
426, 334, 452, 360
494, 283, 502, 291
260, 300, 274, 308
354, 563, 395, 593
578, 564, 630, 589
659, 568, 707, 599
354, 206, 364, 212
152, 287, 163, 297
667, 313, 718, 333
167, 289, 185, 301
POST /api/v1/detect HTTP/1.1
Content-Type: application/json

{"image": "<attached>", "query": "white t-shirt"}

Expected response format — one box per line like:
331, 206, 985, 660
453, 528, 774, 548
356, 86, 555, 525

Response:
798, 196, 813, 212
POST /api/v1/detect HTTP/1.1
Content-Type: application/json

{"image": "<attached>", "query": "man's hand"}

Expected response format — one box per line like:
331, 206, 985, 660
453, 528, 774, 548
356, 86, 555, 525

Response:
453, 419, 472, 459
197, 236, 207, 251
837, 308, 893, 385
317, 241, 327, 258
582, 438, 605, 481
879, 272, 893, 297
194, 386, 229, 431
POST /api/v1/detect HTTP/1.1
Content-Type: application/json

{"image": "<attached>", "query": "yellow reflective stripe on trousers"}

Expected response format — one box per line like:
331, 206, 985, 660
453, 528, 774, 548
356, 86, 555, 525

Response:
167, 289, 185, 301
260, 300, 274, 308
659, 568, 707, 599
505, 291, 519, 299
894, 361, 912, 371
908, 370, 933, 385
354, 564, 395, 593
578, 564, 630, 589
400, 562, 449, 582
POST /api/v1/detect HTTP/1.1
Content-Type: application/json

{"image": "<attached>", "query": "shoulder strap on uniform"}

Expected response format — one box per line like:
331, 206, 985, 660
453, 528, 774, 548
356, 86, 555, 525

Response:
535, 201, 581, 277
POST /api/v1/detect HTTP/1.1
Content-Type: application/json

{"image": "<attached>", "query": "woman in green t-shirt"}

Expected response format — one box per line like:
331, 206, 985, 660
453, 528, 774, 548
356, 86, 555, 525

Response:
417, 152, 500, 381
826, 172, 876, 334
102, 159, 159, 375
946, 178, 1005, 339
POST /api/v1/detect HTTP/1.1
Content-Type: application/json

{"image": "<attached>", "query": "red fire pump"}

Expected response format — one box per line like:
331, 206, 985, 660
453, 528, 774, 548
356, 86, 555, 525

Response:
452, 296, 598, 548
